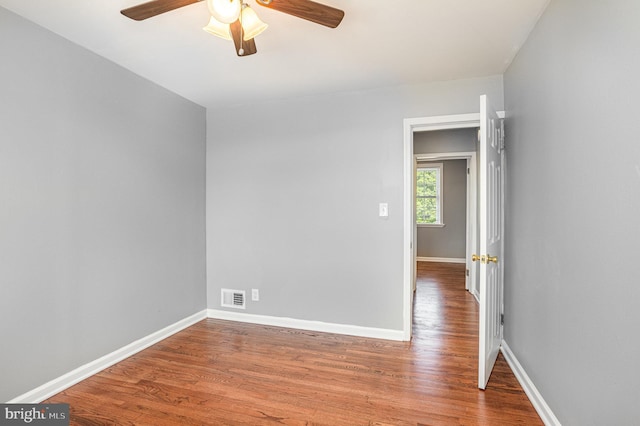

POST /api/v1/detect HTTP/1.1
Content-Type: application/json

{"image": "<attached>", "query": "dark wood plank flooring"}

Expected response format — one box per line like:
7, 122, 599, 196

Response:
45, 262, 541, 425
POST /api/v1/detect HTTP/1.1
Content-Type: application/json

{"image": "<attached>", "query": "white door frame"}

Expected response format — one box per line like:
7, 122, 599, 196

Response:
402, 112, 504, 340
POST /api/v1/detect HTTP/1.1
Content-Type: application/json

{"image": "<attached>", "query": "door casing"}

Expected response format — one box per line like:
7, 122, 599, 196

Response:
402, 112, 504, 340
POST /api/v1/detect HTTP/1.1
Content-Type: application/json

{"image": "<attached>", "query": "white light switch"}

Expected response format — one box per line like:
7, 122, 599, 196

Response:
379, 203, 389, 217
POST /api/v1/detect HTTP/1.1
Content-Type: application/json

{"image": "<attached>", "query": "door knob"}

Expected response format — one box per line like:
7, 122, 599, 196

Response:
472, 254, 497, 264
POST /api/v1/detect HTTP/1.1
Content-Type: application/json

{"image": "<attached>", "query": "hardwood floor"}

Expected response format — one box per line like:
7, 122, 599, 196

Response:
45, 262, 541, 425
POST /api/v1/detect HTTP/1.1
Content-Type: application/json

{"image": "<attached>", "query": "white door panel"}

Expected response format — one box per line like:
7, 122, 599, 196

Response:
478, 94, 504, 390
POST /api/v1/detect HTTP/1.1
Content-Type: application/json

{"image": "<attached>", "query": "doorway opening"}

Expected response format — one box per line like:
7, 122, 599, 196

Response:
413, 150, 477, 298
402, 113, 484, 341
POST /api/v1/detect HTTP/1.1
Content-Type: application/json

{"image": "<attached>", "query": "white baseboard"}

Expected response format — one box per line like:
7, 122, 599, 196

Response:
501, 340, 561, 426
207, 309, 405, 341
417, 257, 466, 264
8, 310, 208, 404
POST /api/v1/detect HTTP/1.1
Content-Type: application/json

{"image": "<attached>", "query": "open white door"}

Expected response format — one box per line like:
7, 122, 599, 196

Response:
477, 95, 504, 389
412, 156, 418, 292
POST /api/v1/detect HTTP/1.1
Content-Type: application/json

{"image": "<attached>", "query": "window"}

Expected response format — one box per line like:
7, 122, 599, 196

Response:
416, 163, 443, 226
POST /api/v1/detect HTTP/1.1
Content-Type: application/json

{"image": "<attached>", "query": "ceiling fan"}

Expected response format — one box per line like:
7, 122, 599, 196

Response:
121, 0, 345, 57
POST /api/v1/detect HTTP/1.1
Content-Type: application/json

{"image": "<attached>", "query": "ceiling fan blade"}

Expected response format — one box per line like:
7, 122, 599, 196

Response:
121, 0, 199, 21
256, 0, 344, 28
230, 20, 257, 57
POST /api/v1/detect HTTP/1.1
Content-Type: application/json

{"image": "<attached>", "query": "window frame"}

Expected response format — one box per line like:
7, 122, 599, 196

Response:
415, 162, 444, 227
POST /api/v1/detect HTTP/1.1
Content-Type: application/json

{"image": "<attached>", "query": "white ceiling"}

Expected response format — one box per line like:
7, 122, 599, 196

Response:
0, 0, 549, 109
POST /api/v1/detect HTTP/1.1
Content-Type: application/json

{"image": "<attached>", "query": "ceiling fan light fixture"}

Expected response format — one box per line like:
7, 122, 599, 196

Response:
203, 16, 231, 40
240, 4, 268, 41
206, 0, 241, 24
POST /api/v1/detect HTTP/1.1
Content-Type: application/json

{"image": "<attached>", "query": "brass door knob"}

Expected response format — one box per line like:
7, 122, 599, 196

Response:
472, 254, 497, 264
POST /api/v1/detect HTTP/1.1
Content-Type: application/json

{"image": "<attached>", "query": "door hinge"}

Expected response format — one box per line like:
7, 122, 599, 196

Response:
467, 167, 470, 175
500, 313, 504, 325
466, 268, 470, 277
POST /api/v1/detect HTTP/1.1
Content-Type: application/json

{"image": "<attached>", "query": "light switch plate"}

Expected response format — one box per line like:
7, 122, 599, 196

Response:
379, 203, 388, 217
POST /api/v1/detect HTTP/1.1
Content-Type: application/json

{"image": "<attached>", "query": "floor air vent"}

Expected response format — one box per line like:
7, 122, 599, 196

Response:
221, 289, 246, 309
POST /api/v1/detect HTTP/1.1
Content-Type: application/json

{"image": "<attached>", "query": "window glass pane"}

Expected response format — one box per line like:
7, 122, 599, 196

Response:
416, 165, 441, 225
416, 169, 437, 197
416, 197, 437, 224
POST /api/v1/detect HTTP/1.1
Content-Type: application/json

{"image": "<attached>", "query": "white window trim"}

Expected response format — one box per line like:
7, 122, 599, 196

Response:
416, 162, 444, 226
417, 223, 446, 228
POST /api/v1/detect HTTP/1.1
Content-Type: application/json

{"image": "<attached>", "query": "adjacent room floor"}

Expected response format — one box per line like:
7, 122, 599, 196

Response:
45, 262, 541, 425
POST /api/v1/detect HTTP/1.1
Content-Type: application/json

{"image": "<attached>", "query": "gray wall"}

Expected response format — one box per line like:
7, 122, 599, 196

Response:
503, 0, 640, 424
0, 8, 207, 402
415, 160, 467, 259
413, 127, 477, 154
207, 77, 503, 331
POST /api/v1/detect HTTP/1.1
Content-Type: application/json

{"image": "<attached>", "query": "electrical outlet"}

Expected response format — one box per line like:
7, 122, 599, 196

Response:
251, 289, 259, 301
